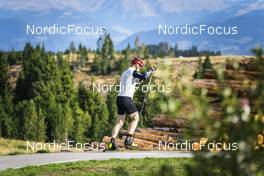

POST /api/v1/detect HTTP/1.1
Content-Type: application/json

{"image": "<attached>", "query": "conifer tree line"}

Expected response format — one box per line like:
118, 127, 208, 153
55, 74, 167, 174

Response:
146, 43, 221, 58
0, 42, 118, 142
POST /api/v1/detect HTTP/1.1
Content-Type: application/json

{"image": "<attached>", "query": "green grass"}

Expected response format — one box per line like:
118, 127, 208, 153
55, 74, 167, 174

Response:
0, 138, 33, 155
0, 138, 78, 156
0, 158, 193, 176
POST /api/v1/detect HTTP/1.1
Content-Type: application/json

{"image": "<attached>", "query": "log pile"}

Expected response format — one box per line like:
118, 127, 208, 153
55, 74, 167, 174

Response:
192, 58, 262, 119
102, 124, 186, 150
192, 79, 254, 96
102, 112, 194, 150
203, 69, 263, 80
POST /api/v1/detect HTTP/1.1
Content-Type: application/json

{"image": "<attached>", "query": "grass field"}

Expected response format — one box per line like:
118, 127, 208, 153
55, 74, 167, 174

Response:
0, 138, 34, 155
0, 158, 193, 176
0, 138, 92, 156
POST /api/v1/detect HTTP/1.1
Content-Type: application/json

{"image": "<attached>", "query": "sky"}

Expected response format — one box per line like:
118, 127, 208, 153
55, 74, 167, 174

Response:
0, 0, 233, 16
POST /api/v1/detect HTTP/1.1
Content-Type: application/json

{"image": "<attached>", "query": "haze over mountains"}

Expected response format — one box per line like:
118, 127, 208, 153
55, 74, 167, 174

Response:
0, 0, 263, 54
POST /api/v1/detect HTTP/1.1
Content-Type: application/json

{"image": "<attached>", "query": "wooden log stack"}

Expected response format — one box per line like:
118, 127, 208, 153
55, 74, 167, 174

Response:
203, 69, 263, 80
102, 121, 187, 151
192, 58, 262, 119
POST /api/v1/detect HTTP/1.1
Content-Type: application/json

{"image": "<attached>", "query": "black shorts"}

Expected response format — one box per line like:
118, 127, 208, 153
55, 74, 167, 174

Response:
116, 96, 137, 115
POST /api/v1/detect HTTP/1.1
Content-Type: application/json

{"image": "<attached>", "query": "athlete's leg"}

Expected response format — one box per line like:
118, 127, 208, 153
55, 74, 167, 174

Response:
127, 111, 139, 135
124, 111, 139, 148
111, 114, 126, 138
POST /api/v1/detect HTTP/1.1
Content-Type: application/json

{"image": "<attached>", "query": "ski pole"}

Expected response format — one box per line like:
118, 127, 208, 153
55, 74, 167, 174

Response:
139, 72, 153, 117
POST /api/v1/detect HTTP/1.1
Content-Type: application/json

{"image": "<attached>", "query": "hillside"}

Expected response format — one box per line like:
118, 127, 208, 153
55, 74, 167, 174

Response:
8, 55, 249, 91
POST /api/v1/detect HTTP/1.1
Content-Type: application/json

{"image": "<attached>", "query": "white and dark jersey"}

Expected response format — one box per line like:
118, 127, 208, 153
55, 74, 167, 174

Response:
118, 67, 151, 98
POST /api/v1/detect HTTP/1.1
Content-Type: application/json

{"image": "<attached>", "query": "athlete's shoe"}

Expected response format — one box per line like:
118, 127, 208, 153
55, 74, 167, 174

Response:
124, 135, 139, 149
108, 138, 118, 150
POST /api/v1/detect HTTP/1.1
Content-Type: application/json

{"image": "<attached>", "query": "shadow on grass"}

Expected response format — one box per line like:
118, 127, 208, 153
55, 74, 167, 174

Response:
112, 167, 130, 176
155, 165, 177, 176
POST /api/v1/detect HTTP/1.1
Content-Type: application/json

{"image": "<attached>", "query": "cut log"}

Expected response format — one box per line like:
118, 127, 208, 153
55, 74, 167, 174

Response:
136, 128, 183, 139
102, 136, 155, 150
225, 59, 260, 71
135, 132, 173, 143
119, 130, 172, 143
153, 116, 188, 128
153, 127, 178, 132
133, 137, 159, 147
210, 110, 222, 119
136, 128, 170, 136
192, 79, 254, 94
204, 69, 263, 80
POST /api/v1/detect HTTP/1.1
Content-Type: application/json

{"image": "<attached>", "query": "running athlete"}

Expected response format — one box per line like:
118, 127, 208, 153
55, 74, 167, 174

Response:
108, 56, 156, 150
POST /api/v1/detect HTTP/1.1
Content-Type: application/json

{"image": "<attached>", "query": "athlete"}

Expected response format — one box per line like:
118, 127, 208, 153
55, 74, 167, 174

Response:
108, 56, 156, 150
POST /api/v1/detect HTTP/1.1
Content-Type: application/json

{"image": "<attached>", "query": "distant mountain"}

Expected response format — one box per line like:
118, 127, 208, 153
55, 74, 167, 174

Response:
118, 10, 264, 55
0, 0, 264, 53
199, 0, 264, 23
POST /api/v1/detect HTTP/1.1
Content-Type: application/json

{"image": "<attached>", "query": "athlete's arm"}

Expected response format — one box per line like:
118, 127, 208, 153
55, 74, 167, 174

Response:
132, 70, 152, 80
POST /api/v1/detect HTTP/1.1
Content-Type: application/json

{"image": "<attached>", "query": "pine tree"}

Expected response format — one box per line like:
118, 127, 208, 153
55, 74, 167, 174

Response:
174, 44, 179, 57
77, 43, 88, 68
78, 84, 109, 140
101, 34, 115, 74
96, 36, 104, 52
0, 90, 13, 138
7, 48, 17, 65
119, 44, 130, 73
57, 53, 75, 102
22, 43, 34, 61
90, 91, 108, 139
78, 43, 83, 54
91, 34, 115, 74
15, 100, 46, 141
106, 89, 118, 133
0, 53, 13, 138
193, 55, 213, 79
202, 55, 212, 70
193, 56, 203, 79
69, 41, 76, 53
0, 53, 8, 95
70, 102, 91, 142
45, 96, 65, 141
91, 54, 101, 73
